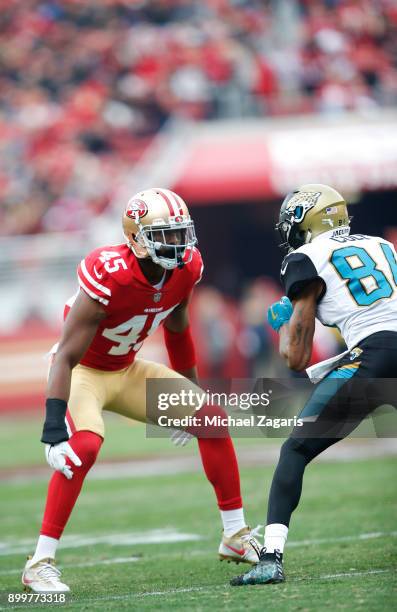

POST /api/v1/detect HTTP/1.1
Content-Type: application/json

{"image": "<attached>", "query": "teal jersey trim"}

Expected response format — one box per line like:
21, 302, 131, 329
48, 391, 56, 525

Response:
327, 367, 359, 380
300, 365, 360, 419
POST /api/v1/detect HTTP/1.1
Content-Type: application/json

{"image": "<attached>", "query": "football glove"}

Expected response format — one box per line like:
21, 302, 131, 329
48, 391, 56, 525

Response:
267, 296, 293, 332
170, 428, 193, 447
45, 442, 82, 480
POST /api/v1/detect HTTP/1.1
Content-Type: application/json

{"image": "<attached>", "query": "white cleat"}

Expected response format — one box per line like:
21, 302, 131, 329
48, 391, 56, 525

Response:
218, 525, 262, 565
22, 557, 70, 593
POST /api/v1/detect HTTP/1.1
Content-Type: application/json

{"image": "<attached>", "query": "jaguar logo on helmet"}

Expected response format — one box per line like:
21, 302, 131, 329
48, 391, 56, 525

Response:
286, 191, 322, 221
125, 199, 148, 222
276, 184, 349, 254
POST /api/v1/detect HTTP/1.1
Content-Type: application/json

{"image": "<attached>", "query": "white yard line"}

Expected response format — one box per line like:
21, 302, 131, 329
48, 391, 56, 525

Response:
2, 439, 396, 485
0, 569, 394, 611
0, 530, 395, 573
312, 569, 390, 580
0, 556, 141, 576
0, 529, 202, 557
287, 530, 397, 548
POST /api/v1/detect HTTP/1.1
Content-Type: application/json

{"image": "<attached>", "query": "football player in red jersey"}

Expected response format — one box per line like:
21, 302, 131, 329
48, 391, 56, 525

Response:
22, 188, 260, 593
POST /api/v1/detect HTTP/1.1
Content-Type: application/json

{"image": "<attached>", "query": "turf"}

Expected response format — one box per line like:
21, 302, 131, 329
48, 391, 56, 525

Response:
0, 414, 278, 469
0, 417, 396, 611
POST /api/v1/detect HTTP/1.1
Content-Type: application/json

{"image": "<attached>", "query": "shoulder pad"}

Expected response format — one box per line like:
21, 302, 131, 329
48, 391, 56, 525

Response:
95, 245, 134, 287
281, 251, 323, 301
77, 244, 134, 305
78, 248, 112, 306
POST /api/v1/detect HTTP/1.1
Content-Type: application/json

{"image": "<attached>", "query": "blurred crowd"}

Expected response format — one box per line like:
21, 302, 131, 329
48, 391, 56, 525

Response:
191, 279, 341, 379
0, 269, 342, 378
1, 0, 397, 236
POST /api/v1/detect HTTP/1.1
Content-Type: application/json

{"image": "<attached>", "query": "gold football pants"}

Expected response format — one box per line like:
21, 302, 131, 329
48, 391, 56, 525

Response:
66, 359, 199, 438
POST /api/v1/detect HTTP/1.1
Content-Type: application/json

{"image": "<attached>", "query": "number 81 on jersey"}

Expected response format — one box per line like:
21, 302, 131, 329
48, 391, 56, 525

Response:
331, 244, 397, 306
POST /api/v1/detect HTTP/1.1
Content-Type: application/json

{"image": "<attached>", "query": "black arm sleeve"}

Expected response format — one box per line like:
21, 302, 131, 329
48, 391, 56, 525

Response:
280, 252, 325, 301
41, 398, 69, 444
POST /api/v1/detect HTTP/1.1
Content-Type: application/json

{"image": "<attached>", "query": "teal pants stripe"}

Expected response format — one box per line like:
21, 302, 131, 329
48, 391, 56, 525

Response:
300, 366, 359, 419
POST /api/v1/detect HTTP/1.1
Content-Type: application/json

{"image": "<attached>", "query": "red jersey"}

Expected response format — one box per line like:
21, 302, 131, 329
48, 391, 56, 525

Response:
64, 243, 203, 371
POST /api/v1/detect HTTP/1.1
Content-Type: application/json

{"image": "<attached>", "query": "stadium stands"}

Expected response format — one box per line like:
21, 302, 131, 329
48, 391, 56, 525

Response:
1, 0, 396, 235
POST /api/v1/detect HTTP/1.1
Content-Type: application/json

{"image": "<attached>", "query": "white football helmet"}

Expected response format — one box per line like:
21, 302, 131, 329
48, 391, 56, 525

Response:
122, 188, 197, 270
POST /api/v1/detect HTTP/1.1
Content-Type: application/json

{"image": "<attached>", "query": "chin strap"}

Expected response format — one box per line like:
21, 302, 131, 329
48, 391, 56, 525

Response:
125, 234, 149, 260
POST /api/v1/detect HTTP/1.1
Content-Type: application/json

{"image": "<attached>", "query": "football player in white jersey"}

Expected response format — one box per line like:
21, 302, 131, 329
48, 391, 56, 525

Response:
231, 184, 397, 586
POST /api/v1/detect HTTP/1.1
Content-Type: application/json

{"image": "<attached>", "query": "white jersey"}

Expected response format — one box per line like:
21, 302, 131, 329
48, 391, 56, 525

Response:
281, 232, 397, 349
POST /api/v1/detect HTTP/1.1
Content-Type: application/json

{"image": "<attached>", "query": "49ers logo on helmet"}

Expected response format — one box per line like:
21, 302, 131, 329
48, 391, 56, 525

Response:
126, 199, 148, 221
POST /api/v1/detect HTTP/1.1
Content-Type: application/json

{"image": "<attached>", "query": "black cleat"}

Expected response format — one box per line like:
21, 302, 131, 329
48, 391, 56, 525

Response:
230, 548, 285, 586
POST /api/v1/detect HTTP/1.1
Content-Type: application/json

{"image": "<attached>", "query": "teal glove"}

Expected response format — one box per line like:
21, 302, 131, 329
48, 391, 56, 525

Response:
267, 296, 293, 332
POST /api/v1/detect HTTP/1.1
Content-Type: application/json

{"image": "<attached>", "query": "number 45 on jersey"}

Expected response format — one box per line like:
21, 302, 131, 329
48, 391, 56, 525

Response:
102, 308, 175, 355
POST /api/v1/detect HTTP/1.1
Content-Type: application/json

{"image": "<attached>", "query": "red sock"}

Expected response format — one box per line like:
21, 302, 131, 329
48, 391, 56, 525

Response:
197, 437, 243, 510
40, 431, 103, 539
189, 404, 243, 511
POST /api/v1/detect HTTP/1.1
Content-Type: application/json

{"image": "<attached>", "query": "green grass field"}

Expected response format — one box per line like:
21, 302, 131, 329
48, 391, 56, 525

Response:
0, 415, 396, 611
